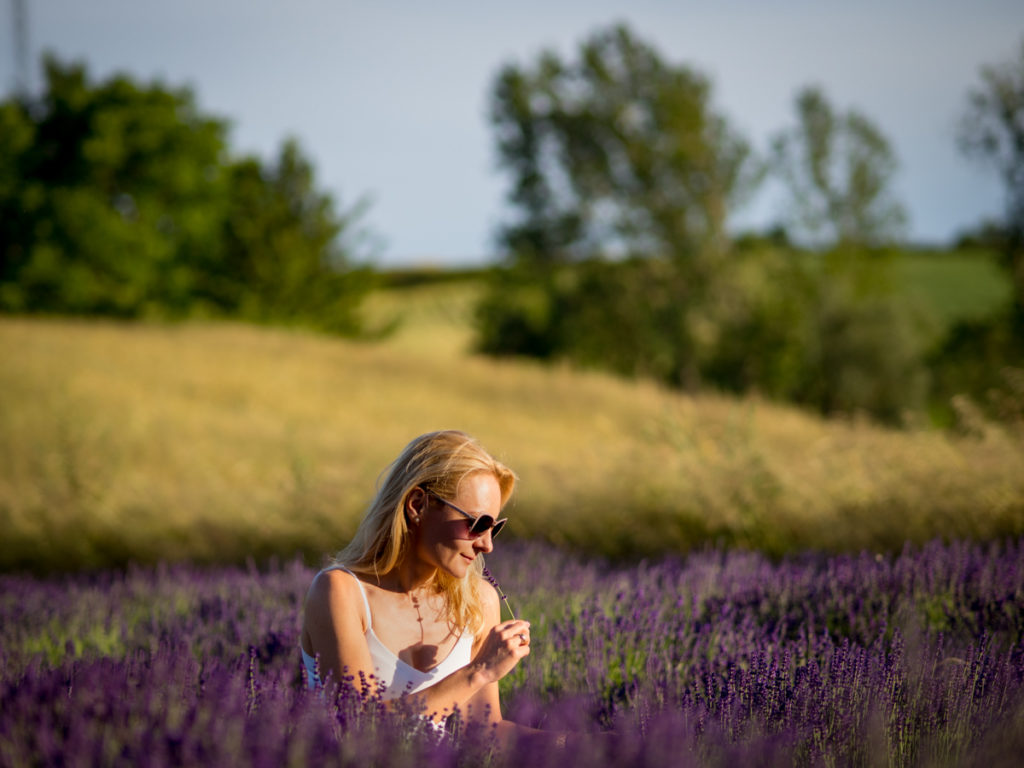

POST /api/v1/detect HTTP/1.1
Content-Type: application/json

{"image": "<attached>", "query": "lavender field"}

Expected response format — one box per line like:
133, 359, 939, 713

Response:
2, 539, 1023, 767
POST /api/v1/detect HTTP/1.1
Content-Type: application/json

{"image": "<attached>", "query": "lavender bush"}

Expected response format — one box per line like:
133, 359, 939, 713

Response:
2, 539, 1023, 766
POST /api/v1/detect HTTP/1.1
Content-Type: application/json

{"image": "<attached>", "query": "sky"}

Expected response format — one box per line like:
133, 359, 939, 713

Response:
2, 1, 1022, 267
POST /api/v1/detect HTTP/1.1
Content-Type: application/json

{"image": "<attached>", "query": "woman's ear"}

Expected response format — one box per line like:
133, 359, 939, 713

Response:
405, 487, 428, 525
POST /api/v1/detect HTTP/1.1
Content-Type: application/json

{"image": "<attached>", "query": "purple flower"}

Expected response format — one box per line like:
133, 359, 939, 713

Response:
482, 565, 517, 621
3, 539, 1024, 765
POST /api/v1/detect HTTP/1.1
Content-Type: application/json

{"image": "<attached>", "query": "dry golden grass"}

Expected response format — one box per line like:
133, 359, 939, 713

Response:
361, 279, 480, 356
1, 311, 1022, 571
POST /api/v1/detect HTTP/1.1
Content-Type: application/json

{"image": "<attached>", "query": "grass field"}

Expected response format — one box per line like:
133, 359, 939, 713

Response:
362, 277, 481, 356
892, 248, 1012, 328
2, 306, 1022, 572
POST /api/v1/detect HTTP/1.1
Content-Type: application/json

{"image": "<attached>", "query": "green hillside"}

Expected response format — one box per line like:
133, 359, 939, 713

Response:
893, 248, 1012, 327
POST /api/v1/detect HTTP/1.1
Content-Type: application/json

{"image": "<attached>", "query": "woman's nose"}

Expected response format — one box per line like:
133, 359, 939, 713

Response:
473, 528, 494, 553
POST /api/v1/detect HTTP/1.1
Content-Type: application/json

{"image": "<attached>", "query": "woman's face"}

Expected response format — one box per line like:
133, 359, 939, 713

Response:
411, 471, 501, 578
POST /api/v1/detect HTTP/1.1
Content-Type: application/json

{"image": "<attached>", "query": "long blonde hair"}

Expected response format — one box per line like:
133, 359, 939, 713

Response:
332, 430, 516, 634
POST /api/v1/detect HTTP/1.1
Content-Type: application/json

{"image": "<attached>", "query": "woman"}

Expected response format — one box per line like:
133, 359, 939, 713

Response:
301, 430, 558, 746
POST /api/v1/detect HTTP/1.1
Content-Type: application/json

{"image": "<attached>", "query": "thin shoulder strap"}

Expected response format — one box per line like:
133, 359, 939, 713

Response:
322, 565, 372, 632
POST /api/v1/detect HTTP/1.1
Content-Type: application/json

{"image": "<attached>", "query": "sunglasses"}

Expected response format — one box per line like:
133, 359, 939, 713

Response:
422, 488, 507, 539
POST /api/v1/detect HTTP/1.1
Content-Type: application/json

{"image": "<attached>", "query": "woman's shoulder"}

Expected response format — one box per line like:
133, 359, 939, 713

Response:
476, 577, 500, 621
477, 576, 499, 603
305, 567, 369, 628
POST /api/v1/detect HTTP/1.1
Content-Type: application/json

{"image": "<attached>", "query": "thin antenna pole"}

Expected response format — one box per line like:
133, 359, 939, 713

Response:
12, 0, 30, 97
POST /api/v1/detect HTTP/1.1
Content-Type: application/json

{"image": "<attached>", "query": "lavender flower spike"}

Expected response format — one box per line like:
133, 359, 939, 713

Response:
482, 565, 516, 621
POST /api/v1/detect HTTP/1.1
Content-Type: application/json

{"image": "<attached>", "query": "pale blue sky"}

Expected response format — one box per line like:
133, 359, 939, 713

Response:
2, 1, 1022, 265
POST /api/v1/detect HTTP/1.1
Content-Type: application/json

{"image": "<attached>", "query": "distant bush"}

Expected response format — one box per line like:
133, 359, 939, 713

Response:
928, 311, 1024, 426
476, 265, 564, 360
477, 249, 934, 424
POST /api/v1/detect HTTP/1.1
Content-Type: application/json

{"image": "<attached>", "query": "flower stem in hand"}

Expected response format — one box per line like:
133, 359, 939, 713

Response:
482, 566, 516, 621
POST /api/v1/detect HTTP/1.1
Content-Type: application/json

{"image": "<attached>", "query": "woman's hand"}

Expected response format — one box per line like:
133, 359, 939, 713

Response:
471, 619, 531, 684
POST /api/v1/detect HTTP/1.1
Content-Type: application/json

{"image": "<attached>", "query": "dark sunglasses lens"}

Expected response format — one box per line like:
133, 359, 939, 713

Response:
469, 515, 495, 536
490, 518, 506, 538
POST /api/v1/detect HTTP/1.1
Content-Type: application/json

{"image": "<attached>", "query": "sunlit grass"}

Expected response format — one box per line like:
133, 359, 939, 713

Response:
361, 279, 482, 356
1, 314, 1022, 572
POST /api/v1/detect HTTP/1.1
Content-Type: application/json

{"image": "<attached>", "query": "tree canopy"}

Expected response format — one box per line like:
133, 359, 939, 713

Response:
771, 86, 907, 249
928, 37, 1024, 417
480, 24, 761, 385
959, 37, 1024, 315
491, 23, 757, 269
0, 55, 368, 332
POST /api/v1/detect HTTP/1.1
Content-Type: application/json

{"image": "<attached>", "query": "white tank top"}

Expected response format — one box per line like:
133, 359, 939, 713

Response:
301, 566, 474, 699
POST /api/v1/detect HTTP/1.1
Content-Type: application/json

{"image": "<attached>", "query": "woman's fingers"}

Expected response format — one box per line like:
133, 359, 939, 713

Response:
497, 620, 530, 638
494, 623, 530, 658
498, 620, 530, 648
475, 621, 532, 682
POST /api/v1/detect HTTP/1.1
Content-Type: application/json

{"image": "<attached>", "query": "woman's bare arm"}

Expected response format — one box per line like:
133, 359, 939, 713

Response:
301, 569, 376, 692
463, 581, 505, 722
464, 585, 572, 750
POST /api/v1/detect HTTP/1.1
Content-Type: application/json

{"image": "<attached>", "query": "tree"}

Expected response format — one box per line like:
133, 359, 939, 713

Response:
0, 55, 369, 332
768, 86, 932, 422
772, 86, 907, 249
212, 140, 368, 334
959, 38, 1024, 317
479, 23, 758, 387
491, 24, 756, 269
928, 38, 1024, 421
478, 25, 930, 421
0, 55, 229, 315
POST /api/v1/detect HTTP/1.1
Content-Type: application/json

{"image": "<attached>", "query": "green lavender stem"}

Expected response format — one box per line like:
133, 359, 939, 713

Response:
482, 566, 517, 621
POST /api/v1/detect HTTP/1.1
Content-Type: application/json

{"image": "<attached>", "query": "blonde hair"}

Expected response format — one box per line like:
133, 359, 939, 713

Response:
332, 430, 516, 635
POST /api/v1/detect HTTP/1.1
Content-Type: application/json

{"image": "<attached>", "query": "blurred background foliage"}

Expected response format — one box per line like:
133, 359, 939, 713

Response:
0, 24, 1022, 429
1, 27, 1024, 571
477, 24, 1023, 426
0, 55, 371, 334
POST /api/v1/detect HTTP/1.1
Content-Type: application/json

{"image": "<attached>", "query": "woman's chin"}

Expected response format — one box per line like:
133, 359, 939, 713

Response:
449, 554, 475, 577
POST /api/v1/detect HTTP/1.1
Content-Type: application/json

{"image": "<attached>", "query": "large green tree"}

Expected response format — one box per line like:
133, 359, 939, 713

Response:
491, 24, 755, 268
768, 87, 930, 422
0, 55, 368, 332
212, 140, 367, 333
0, 56, 228, 315
479, 23, 758, 387
929, 38, 1024, 419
